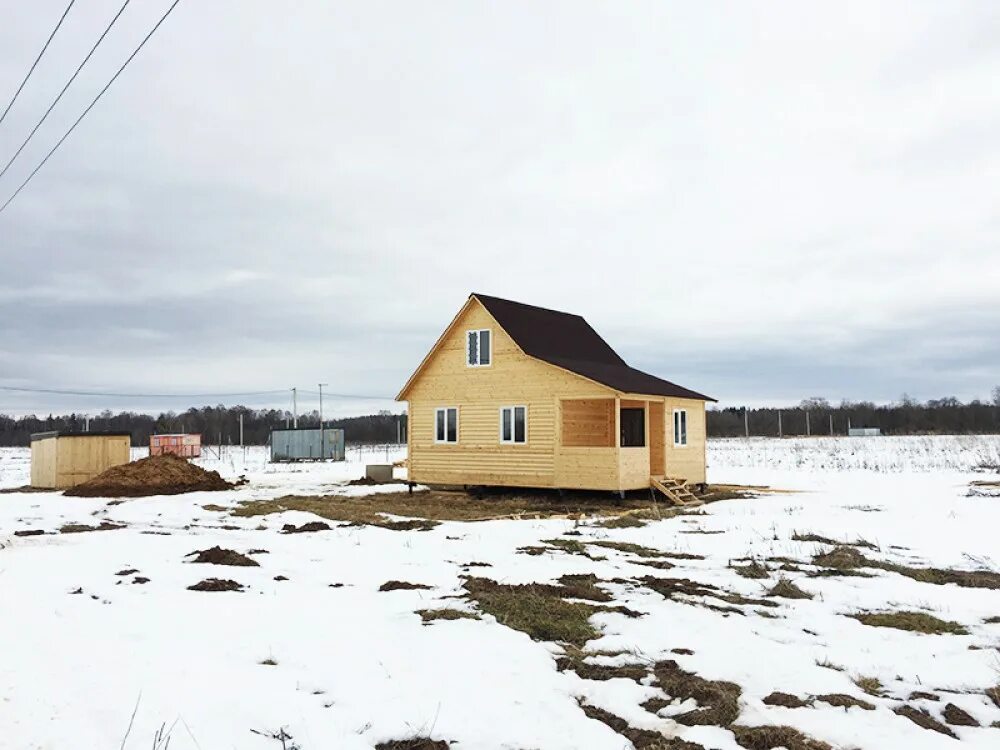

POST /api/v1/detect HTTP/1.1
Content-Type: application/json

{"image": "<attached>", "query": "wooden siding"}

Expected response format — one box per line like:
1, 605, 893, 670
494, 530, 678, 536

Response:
31, 435, 131, 489
405, 300, 612, 487
664, 398, 707, 484
649, 401, 665, 476
560, 398, 614, 447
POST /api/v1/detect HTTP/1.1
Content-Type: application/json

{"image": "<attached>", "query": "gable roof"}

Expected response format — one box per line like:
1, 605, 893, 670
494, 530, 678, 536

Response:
473, 294, 716, 402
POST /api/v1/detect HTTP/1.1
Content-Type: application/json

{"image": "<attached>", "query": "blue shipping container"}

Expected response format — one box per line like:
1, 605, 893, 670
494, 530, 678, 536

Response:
270, 428, 346, 462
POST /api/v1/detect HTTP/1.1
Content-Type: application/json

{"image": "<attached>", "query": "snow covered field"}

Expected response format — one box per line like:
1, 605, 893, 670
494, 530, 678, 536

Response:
1, 437, 999, 749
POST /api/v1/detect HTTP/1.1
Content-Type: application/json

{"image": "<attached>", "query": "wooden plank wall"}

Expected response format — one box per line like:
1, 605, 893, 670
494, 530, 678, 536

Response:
30, 437, 57, 488
54, 435, 131, 488
663, 399, 708, 484
560, 398, 614, 447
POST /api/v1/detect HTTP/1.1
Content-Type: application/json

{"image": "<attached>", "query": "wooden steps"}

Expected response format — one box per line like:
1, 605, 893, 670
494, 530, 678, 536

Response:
650, 475, 702, 507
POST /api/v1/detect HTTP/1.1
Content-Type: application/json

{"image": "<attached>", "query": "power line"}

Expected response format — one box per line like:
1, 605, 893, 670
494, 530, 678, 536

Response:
0, 0, 133, 183
0, 0, 183, 216
0, 0, 78, 128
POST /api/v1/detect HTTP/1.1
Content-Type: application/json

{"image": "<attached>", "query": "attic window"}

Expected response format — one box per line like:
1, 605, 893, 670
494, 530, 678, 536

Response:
467, 329, 491, 367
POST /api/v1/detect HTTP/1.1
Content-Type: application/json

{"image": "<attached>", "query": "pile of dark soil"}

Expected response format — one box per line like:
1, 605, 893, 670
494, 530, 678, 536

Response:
942, 703, 979, 727
187, 578, 243, 592
186, 546, 259, 567
893, 705, 957, 738
763, 692, 811, 708
65, 454, 238, 498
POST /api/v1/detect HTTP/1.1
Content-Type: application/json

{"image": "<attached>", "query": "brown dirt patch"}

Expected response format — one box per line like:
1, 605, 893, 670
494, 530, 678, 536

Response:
942, 702, 979, 727
578, 703, 685, 749
908, 691, 939, 701
186, 546, 259, 567
280, 521, 331, 533
115, 568, 139, 576
893, 705, 958, 738
65, 454, 239, 498
731, 725, 833, 750
653, 660, 741, 727
987, 685, 1000, 708
13, 529, 45, 536
59, 521, 126, 533
814, 693, 875, 710
188, 578, 243, 592
762, 692, 810, 708
379, 580, 432, 592
812, 546, 868, 569
850, 610, 968, 635
556, 649, 649, 682
640, 576, 779, 613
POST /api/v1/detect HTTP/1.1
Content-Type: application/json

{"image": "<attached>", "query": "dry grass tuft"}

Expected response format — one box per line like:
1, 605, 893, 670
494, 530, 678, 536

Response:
653, 660, 741, 727
986, 685, 1000, 709
815, 657, 846, 672
942, 702, 979, 727
762, 692, 810, 708
893, 705, 958, 738
731, 724, 833, 750
850, 610, 968, 635
767, 578, 813, 600
814, 693, 875, 710
379, 580, 432, 592
415, 608, 480, 623
556, 650, 648, 682
852, 676, 884, 697
578, 702, 699, 749
812, 546, 868, 569
462, 577, 600, 646
375, 739, 450, 750
732, 561, 770, 580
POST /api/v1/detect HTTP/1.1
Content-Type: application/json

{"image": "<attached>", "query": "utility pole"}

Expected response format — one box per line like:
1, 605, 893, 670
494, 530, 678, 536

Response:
743, 407, 749, 438
829, 414, 833, 436
778, 410, 783, 438
318, 383, 328, 459
239, 413, 244, 448
292, 387, 298, 429
805, 410, 811, 436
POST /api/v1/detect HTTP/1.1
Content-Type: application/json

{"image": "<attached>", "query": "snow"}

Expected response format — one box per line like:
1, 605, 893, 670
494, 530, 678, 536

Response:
1, 437, 999, 749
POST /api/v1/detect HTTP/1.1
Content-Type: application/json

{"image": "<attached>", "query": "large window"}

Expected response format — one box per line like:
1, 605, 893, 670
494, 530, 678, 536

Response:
467, 329, 491, 367
620, 407, 645, 447
435, 407, 458, 443
673, 409, 688, 446
500, 405, 527, 444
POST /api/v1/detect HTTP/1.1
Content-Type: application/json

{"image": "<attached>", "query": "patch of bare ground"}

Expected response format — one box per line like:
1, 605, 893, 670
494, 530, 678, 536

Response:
653, 660, 741, 726
379, 580, 432, 592
233, 485, 753, 528
375, 739, 450, 750
730, 725, 834, 750
579, 702, 704, 749
893, 705, 958, 738
986, 685, 1000, 708
415, 608, 479, 623
814, 693, 875, 710
942, 702, 980, 727
59, 521, 125, 533
639, 576, 779, 614
812, 546, 1000, 589
793, 532, 876, 549
65, 453, 240, 497
556, 647, 649, 682
762, 692, 811, 708
14, 529, 45, 536
280, 521, 332, 533
908, 691, 939, 701
767, 578, 813, 600
462, 577, 600, 646
200, 503, 228, 512
852, 676, 884, 697
731, 561, 769, 580
185, 546, 259, 567
187, 578, 243, 592
850, 610, 968, 635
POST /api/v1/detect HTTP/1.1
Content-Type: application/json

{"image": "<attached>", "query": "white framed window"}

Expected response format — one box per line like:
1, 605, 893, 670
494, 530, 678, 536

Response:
673, 409, 688, 447
499, 405, 527, 444
435, 407, 458, 443
467, 329, 492, 367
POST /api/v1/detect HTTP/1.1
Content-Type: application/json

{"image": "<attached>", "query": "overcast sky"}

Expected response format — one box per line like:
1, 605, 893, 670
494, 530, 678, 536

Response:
1, 1, 998, 417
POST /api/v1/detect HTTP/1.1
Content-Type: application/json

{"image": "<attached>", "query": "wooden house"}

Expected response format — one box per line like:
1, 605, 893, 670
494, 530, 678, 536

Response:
30, 431, 131, 489
396, 294, 715, 498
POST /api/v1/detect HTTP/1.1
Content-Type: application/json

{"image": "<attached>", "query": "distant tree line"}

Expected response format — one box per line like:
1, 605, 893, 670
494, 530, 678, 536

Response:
2, 389, 999, 446
0, 406, 408, 447
708, 391, 1000, 437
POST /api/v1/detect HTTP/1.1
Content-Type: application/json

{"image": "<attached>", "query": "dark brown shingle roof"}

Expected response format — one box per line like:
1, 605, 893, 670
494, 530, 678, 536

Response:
473, 293, 715, 401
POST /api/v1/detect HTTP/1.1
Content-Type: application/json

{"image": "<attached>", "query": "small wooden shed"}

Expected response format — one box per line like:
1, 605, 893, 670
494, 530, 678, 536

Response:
30, 431, 131, 489
150, 433, 202, 458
